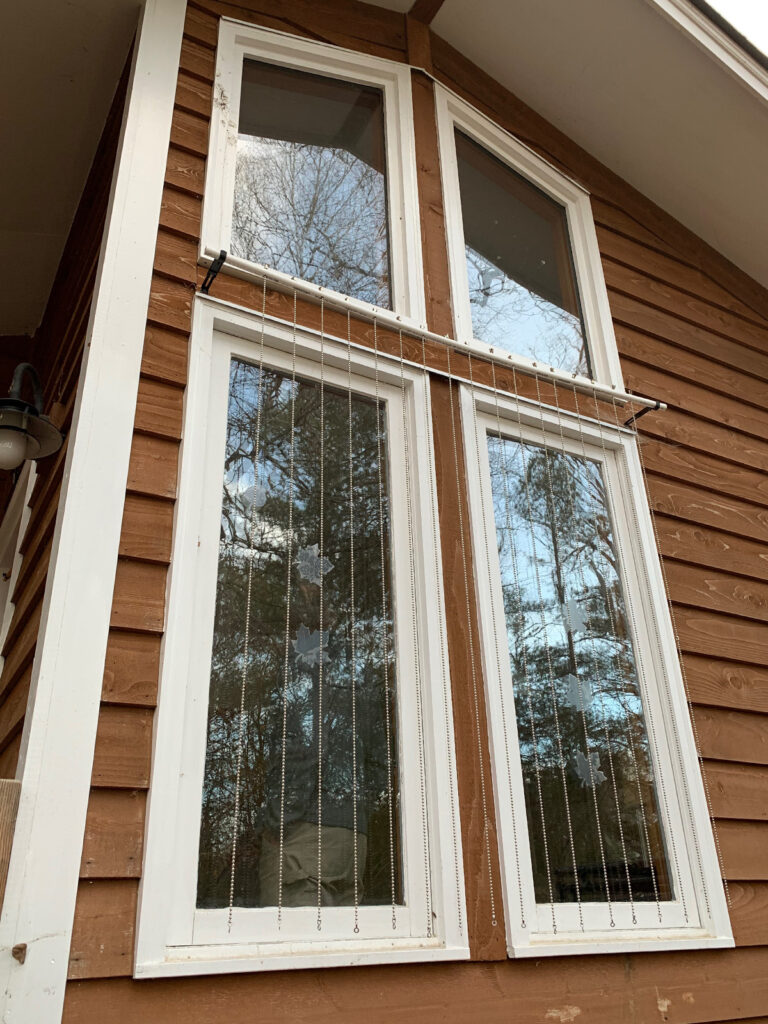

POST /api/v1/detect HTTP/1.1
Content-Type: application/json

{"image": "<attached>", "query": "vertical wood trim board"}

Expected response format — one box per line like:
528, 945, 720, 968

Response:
0, 4, 188, 1024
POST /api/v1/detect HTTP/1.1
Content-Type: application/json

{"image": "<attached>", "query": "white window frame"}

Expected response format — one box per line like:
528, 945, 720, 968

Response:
460, 382, 733, 957
136, 297, 467, 977
201, 20, 427, 326
435, 87, 624, 390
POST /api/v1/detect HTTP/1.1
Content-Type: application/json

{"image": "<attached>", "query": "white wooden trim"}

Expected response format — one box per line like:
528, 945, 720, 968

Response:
201, 20, 426, 326
136, 296, 467, 977
0, 3, 187, 1021
136, 940, 468, 978
434, 87, 625, 391
459, 382, 733, 958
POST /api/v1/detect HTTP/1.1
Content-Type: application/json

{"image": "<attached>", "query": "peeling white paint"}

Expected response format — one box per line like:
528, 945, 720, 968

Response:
545, 1006, 582, 1023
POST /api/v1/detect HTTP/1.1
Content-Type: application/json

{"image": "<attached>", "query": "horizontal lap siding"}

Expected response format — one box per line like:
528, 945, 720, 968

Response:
64, 3, 768, 1022
0, 62, 129, 778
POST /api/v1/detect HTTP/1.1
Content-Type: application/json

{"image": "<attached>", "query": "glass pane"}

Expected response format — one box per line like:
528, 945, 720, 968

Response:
232, 60, 391, 308
488, 433, 671, 904
198, 358, 402, 909
455, 131, 590, 376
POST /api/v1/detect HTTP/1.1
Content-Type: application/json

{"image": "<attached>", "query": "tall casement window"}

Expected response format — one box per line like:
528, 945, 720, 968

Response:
439, 89, 730, 955
136, 304, 466, 976
201, 22, 425, 322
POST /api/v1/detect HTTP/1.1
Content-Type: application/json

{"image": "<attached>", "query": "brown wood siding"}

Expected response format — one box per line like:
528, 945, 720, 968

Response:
63, 2, 768, 1021
0, 59, 130, 779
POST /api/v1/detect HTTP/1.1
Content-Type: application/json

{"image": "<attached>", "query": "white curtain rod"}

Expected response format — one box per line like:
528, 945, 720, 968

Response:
198, 250, 667, 412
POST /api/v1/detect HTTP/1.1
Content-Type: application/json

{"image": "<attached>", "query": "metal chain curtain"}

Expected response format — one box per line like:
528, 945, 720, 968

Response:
196, 271, 727, 940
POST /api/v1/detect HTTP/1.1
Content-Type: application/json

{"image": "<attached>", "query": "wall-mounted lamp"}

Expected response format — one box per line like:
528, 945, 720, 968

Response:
0, 364, 64, 472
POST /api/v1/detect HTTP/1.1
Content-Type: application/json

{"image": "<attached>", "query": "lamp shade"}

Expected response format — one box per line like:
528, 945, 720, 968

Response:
0, 425, 29, 471
0, 364, 63, 472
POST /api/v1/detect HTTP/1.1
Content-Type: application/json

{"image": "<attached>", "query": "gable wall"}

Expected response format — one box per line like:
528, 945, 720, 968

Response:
62, 3, 768, 1021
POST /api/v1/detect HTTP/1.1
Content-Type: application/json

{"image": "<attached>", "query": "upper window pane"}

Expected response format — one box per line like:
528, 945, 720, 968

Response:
197, 358, 402, 910
487, 433, 671, 906
455, 131, 590, 376
232, 60, 392, 308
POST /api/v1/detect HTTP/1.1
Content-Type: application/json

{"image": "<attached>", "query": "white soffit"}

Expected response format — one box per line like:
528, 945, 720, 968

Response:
432, 0, 768, 288
0, 0, 138, 336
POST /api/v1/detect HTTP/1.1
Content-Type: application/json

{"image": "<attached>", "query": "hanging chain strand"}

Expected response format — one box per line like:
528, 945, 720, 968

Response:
565, 383, 660, 924
228, 279, 268, 931
346, 312, 361, 935
421, 337, 463, 936
373, 321, 398, 931
532, 375, 615, 926
572, 385, 662, 921
316, 300, 326, 931
549, 379, 637, 924
590, 391, 688, 923
490, 360, 552, 930
445, 345, 498, 930
277, 292, 299, 928
466, 353, 526, 930
398, 330, 433, 937
510, 368, 584, 930
616, 397, 728, 912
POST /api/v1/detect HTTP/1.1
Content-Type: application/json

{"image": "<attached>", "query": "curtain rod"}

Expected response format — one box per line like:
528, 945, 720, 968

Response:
197, 249, 667, 412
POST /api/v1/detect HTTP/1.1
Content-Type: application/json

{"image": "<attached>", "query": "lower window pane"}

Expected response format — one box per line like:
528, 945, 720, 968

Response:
488, 433, 672, 904
197, 357, 402, 909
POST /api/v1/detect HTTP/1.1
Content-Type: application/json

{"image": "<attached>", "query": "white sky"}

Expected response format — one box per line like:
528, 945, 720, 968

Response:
706, 0, 768, 57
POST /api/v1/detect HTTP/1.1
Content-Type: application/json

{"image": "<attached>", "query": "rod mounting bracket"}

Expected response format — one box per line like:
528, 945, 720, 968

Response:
200, 250, 227, 295
624, 399, 662, 428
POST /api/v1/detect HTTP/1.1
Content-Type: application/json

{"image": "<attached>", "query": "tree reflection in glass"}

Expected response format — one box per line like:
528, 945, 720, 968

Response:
455, 131, 589, 377
232, 60, 391, 308
197, 358, 402, 909
488, 432, 672, 904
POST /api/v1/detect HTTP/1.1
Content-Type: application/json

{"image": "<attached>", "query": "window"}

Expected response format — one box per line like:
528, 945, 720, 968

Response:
436, 88, 729, 954
436, 89, 623, 387
460, 383, 732, 955
136, 302, 466, 976
454, 131, 588, 376
202, 22, 426, 322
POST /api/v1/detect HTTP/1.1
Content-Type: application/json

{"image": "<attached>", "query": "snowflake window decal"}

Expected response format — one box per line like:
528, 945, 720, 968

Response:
292, 624, 330, 667
242, 481, 268, 511
562, 672, 593, 710
573, 748, 607, 788
297, 543, 334, 586
561, 596, 588, 633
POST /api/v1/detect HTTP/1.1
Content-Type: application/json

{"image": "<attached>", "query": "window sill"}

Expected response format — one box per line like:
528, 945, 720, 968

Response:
508, 931, 735, 958
134, 938, 471, 979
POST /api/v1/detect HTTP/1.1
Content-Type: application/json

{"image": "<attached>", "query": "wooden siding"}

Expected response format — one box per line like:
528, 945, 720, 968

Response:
0, 63, 129, 780
63, 2, 768, 1021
